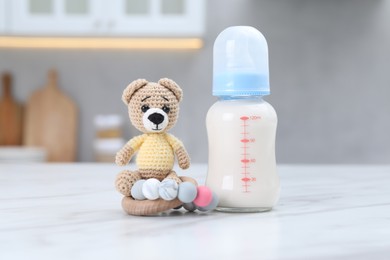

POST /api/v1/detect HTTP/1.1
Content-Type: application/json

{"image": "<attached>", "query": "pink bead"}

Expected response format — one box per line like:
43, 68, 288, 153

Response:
193, 186, 213, 207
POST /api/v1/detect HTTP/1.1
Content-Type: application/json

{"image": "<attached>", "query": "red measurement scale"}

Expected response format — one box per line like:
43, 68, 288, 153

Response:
240, 115, 258, 193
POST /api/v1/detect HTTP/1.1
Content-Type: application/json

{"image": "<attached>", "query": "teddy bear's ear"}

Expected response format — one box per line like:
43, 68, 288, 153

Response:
122, 79, 149, 105
158, 78, 183, 102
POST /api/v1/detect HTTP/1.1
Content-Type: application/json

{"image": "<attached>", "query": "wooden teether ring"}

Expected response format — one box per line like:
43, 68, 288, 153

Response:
121, 176, 198, 216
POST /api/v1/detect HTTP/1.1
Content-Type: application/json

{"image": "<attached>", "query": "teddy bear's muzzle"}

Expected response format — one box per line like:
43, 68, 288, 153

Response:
142, 108, 169, 132
148, 113, 164, 126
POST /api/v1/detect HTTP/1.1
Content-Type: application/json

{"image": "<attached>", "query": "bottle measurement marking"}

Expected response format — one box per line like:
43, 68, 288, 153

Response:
239, 115, 260, 192
240, 116, 251, 192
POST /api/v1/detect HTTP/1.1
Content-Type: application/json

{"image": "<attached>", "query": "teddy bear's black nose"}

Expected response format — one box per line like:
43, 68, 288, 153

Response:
148, 113, 164, 125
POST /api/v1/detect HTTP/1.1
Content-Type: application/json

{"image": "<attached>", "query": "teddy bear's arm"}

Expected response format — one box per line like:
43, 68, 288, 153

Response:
166, 134, 190, 170
115, 134, 146, 166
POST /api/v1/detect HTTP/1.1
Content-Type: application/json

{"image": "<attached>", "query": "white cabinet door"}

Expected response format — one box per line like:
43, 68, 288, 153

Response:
107, 0, 205, 36
8, 0, 105, 36
5, 0, 205, 37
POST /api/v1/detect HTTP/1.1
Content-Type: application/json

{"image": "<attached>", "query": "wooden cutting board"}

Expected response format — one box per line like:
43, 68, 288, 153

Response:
0, 73, 23, 146
24, 70, 78, 162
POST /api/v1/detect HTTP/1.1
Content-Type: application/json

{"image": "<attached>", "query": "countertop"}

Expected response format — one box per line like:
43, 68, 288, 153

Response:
0, 164, 389, 260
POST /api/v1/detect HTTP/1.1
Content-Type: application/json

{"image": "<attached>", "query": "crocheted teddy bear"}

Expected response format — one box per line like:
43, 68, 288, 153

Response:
115, 78, 218, 215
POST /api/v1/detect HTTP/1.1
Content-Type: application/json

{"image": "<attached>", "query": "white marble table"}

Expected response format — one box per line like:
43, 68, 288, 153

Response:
0, 164, 389, 260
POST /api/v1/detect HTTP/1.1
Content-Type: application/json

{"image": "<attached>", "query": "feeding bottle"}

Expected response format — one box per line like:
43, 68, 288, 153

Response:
206, 26, 280, 212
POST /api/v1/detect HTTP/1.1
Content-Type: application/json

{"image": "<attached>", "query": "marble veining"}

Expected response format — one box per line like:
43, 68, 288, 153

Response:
0, 164, 390, 260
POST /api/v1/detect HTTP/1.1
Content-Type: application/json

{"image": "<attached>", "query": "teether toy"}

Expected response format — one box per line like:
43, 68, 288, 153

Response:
115, 78, 218, 215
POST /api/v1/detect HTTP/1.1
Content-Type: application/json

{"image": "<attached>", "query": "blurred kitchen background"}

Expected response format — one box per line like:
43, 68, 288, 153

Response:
0, 0, 389, 164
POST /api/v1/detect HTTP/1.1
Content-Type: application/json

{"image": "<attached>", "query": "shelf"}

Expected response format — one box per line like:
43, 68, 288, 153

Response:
0, 36, 203, 50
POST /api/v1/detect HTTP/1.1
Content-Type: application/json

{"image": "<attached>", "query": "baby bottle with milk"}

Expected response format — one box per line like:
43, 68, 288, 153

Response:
206, 26, 280, 212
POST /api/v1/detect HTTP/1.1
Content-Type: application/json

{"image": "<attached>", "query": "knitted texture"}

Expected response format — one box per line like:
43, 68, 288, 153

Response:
115, 170, 141, 196
122, 79, 148, 105
165, 170, 182, 184
139, 169, 171, 181
115, 78, 190, 198
158, 78, 182, 102
115, 135, 146, 166
136, 133, 174, 171
126, 80, 181, 133
166, 134, 190, 169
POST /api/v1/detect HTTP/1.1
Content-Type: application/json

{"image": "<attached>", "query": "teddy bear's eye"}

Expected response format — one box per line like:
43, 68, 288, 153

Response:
162, 105, 170, 113
141, 105, 150, 113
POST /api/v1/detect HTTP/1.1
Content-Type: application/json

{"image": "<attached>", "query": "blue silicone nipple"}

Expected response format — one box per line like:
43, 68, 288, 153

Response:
213, 26, 270, 96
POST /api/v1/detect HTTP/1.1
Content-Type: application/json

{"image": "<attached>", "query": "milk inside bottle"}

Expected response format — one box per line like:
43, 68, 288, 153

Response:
206, 26, 280, 212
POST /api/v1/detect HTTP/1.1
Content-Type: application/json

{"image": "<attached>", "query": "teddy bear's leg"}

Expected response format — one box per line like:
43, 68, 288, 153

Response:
165, 170, 182, 184
115, 170, 141, 196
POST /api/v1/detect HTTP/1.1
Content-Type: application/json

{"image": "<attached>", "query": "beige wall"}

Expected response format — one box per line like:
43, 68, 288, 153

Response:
1, 0, 389, 163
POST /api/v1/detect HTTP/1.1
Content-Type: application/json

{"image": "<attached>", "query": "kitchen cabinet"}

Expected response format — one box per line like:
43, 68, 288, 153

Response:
4, 0, 205, 36
108, 0, 205, 36
8, 0, 104, 35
